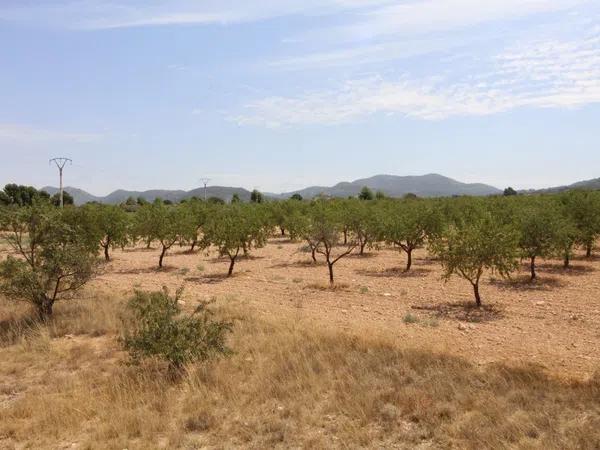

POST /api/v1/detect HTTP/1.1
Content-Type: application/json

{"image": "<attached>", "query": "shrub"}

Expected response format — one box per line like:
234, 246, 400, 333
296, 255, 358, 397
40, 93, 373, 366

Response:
121, 288, 232, 372
0, 202, 99, 319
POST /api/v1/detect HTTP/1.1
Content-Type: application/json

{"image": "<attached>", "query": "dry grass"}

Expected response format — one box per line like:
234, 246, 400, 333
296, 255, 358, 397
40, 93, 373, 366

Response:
1, 292, 599, 449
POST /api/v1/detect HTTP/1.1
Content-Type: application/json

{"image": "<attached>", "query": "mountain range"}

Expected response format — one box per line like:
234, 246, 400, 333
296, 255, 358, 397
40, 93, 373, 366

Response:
39, 173, 600, 206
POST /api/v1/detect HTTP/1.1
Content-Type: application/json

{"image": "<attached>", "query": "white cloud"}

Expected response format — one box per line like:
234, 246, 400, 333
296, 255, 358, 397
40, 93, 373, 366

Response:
0, 124, 102, 144
0, 0, 391, 30
235, 31, 600, 127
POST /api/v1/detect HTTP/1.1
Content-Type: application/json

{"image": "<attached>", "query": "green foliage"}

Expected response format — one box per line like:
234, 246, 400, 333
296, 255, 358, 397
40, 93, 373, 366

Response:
561, 190, 600, 257
84, 204, 130, 260
290, 193, 303, 201
381, 199, 442, 271
341, 199, 379, 255
202, 204, 269, 276
503, 187, 518, 196
134, 201, 186, 267
207, 196, 225, 205
231, 193, 241, 203
430, 209, 519, 306
517, 198, 563, 279
51, 190, 74, 207
375, 190, 386, 200
0, 202, 99, 319
0, 184, 49, 206
250, 189, 264, 204
308, 201, 357, 283
358, 186, 374, 201
121, 288, 232, 371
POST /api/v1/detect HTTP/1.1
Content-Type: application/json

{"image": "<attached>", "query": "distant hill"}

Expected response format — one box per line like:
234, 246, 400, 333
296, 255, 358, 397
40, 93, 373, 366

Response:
41, 186, 253, 206
521, 177, 600, 194
278, 174, 501, 199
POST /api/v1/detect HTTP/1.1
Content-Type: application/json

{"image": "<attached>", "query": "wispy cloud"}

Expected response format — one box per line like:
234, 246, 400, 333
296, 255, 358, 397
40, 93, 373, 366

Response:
0, 0, 390, 30
0, 124, 102, 144
235, 30, 600, 127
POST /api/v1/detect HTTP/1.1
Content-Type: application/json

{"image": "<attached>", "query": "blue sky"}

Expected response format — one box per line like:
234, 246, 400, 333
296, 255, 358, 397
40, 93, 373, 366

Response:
0, 0, 599, 194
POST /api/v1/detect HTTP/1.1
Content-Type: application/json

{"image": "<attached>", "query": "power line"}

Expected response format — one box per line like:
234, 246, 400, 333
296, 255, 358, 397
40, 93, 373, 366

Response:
49, 157, 72, 208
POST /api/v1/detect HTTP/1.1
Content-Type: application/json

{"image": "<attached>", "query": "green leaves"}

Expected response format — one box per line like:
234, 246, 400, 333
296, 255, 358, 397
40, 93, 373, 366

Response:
121, 288, 232, 371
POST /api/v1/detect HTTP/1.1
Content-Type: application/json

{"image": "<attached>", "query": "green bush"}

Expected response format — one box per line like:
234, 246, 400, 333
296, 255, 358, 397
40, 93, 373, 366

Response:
121, 288, 232, 372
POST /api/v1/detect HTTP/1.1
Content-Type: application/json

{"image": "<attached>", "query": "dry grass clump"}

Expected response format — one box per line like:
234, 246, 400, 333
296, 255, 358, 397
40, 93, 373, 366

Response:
0, 293, 599, 449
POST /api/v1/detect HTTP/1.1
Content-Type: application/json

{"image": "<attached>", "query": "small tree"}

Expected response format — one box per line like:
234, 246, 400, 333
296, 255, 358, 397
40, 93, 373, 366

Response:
308, 202, 357, 284
51, 191, 74, 207
342, 199, 379, 255
136, 201, 184, 268
430, 211, 518, 307
250, 189, 264, 204
382, 200, 441, 271
517, 199, 562, 280
562, 190, 600, 257
202, 204, 268, 276
0, 202, 99, 319
358, 186, 374, 201
290, 193, 303, 201
85, 204, 130, 260
121, 288, 232, 373
231, 193, 241, 203
503, 187, 518, 196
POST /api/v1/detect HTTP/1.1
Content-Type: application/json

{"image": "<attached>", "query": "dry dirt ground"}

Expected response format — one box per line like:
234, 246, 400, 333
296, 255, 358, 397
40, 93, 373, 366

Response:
90, 238, 600, 379
2, 238, 600, 449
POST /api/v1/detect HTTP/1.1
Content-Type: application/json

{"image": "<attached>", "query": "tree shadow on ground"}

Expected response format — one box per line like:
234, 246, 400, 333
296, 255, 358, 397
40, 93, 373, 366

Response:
411, 301, 504, 323
184, 273, 230, 284
536, 263, 595, 276
270, 260, 323, 269
572, 254, 600, 262
490, 275, 566, 292
115, 266, 177, 275
347, 252, 378, 259
122, 247, 156, 253
355, 267, 432, 278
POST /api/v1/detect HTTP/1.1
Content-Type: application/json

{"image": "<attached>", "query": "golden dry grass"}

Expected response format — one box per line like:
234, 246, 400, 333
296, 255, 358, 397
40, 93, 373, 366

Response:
1, 292, 599, 449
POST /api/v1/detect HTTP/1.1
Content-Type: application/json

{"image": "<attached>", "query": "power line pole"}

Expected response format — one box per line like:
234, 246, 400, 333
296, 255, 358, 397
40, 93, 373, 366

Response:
200, 178, 210, 201
49, 157, 72, 208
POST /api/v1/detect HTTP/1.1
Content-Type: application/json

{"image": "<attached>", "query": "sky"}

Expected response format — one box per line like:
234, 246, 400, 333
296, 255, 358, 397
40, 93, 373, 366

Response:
0, 0, 599, 195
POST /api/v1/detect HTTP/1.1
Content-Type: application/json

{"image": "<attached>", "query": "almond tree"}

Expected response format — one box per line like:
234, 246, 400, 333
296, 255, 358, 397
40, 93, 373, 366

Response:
0, 202, 99, 319
202, 204, 268, 276
430, 210, 518, 307
382, 200, 441, 271
308, 202, 357, 284
85, 204, 130, 261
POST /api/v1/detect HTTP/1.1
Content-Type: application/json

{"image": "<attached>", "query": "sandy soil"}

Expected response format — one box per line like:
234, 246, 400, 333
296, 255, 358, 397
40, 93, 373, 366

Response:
84, 238, 600, 380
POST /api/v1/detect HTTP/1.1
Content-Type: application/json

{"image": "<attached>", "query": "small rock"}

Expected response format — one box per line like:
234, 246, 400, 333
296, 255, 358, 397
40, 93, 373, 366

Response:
383, 293, 392, 297
458, 323, 468, 331
64, 334, 75, 340
535, 301, 545, 306
177, 300, 186, 306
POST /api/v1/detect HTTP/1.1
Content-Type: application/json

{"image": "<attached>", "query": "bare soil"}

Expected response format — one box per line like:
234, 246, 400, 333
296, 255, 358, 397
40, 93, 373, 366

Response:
91, 238, 600, 379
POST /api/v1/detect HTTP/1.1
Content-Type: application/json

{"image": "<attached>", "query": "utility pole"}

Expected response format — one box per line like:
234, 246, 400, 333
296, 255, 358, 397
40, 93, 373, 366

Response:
200, 178, 210, 201
49, 157, 72, 208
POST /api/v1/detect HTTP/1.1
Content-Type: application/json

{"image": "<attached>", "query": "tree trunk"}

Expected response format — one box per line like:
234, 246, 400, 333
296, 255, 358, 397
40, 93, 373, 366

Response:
37, 297, 54, 321
564, 253, 570, 268
159, 246, 167, 268
328, 262, 334, 284
586, 243, 593, 258
280, 227, 285, 236
343, 229, 348, 245
190, 240, 197, 252
360, 240, 367, 255
473, 282, 481, 308
311, 247, 317, 263
104, 244, 110, 261
228, 257, 236, 277
530, 255, 536, 280
146, 239, 152, 249
405, 249, 413, 272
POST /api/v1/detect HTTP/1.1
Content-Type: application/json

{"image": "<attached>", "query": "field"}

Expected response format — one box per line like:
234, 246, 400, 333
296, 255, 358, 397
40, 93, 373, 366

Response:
1, 238, 600, 449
